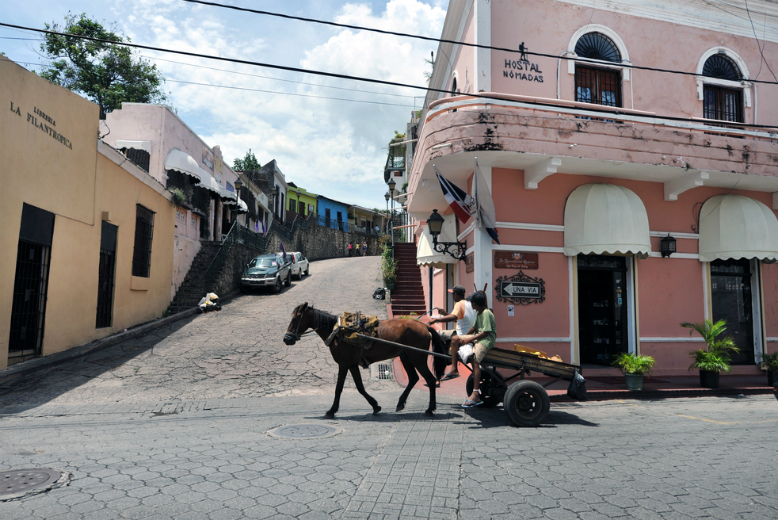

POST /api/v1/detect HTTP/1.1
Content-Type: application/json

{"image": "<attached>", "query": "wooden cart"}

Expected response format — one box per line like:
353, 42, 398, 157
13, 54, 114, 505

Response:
466, 348, 587, 427
353, 332, 586, 427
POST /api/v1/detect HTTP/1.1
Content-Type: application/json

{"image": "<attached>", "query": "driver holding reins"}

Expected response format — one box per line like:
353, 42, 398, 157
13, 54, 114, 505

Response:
428, 285, 476, 383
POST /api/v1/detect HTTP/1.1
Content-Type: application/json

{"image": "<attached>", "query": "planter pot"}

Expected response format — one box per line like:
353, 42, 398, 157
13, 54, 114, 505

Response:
699, 370, 720, 389
624, 373, 644, 391
767, 371, 777, 387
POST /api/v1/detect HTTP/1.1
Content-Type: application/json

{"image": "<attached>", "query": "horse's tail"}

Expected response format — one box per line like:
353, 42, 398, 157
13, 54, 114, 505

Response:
427, 326, 448, 381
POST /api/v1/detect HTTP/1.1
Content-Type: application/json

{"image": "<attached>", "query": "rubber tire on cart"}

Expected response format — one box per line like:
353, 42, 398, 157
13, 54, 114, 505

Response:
273, 278, 282, 293
504, 380, 550, 427
285, 272, 292, 287
465, 369, 506, 408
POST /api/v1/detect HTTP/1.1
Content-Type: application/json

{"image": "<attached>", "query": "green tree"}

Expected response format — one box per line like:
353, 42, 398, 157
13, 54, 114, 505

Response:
233, 149, 262, 172
39, 13, 169, 119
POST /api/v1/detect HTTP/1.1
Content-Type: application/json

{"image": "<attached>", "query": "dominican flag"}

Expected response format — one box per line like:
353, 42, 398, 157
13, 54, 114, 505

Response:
279, 241, 287, 262
473, 159, 500, 244
434, 166, 473, 223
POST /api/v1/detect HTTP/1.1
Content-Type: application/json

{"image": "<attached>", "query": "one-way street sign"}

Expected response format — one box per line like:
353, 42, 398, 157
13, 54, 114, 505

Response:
499, 281, 542, 298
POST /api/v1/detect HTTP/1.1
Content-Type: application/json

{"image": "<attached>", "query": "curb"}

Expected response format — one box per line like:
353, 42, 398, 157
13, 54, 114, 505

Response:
0, 290, 240, 386
549, 386, 776, 403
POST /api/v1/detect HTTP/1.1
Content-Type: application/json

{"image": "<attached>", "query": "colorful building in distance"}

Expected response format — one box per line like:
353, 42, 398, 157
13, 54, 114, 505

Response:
286, 183, 318, 220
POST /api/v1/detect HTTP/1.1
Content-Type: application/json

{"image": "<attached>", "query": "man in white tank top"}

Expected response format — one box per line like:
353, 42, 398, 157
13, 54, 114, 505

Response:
429, 285, 476, 381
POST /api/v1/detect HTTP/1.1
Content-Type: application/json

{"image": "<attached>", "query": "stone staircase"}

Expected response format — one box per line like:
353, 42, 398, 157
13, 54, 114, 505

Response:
389, 242, 427, 316
169, 241, 222, 313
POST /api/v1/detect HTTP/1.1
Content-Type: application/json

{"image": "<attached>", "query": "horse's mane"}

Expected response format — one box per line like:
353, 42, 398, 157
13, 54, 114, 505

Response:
295, 303, 337, 331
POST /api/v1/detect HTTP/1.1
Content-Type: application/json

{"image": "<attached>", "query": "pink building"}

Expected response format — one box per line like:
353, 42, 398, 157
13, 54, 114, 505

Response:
102, 104, 245, 298
407, 0, 778, 376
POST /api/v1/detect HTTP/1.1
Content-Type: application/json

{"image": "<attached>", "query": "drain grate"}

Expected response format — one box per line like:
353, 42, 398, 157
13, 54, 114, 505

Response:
1, 469, 63, 499
268, 424, 340, 439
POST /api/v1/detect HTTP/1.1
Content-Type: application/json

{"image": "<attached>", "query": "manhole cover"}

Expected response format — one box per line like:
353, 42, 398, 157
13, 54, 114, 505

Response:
1, 469, 65, 499
268, 424, 340, 439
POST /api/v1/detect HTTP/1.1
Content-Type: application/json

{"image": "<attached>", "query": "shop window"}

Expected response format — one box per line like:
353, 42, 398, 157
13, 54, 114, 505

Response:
131, 205, 155, 278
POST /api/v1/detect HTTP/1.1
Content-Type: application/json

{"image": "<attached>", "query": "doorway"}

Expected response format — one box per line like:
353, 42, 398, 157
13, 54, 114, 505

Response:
96, 221, 118, 329
577, 255, 631, 366
710, 259, 760, 365
9, 204, 55, 364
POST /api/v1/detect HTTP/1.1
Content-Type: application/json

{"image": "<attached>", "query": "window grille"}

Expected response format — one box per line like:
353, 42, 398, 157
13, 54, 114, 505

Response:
575, 66, 621, 107
132, 205, 155, 278
575, 32, 621, 62
121, 148, 151, 172
8, 240, 51, 361
703, 55, 742, 81
703, 86, 743, 123
96, 221, 118, 329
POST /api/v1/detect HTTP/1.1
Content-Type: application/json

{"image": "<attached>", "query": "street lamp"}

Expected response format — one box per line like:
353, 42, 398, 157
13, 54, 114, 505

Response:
387, 179, 396, 253
384, 191, 390, 234
427, 209, 467, 261
234, 178, 244, 227
660, 234, 676, 258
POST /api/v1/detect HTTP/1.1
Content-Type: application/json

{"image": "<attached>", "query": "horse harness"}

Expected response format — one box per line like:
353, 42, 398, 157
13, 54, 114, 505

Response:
327, 311, 379, 369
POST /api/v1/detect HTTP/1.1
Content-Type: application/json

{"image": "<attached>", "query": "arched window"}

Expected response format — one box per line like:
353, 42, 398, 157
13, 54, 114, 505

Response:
575, 32, 621, 63
572, 32, 623, 107
701, 53, 744, 122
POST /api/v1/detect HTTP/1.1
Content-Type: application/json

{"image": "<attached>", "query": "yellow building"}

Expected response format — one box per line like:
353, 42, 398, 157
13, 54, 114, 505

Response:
286, 183, 317, 218
0, 57, 175, 370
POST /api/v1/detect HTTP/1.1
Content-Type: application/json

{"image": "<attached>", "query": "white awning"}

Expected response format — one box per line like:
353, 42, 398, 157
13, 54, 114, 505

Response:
164, 148, 203, 182
237, 199, 248, 213
698, 195, 778, 262
221, 185, 238, 204
417, 213, 458, 267
164, 148, 222, 195
564, 184, 651, 257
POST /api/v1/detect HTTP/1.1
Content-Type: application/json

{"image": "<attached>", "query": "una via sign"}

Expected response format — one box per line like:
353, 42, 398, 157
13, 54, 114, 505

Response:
500, 281, 541, 298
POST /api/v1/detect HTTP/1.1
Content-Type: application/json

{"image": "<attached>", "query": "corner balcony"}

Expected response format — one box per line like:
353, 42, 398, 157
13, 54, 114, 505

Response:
407, 93, 778, 214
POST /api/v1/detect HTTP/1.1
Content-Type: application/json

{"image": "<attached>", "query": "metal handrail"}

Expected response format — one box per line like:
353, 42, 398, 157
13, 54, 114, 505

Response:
204, 222, 267, 291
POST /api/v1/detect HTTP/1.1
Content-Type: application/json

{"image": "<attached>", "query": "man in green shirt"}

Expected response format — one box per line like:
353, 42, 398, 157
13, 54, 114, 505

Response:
457, 291, 496, 407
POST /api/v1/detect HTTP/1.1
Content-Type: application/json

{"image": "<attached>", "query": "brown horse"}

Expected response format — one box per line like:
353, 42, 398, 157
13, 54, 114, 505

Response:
283, 303, 447, 417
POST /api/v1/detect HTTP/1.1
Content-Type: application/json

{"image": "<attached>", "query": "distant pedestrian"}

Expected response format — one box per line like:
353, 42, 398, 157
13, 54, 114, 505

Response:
362, 242, 367, 256
348, 242, 353, 257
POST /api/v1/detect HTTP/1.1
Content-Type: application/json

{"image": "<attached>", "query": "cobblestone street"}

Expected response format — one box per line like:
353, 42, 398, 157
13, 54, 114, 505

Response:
2, 257, 778, 519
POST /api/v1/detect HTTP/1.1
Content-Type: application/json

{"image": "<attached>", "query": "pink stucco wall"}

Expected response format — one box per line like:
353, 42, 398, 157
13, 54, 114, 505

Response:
490, 0, 778, 122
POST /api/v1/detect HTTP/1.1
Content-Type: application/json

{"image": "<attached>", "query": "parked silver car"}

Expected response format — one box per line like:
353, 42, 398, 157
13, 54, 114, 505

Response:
240, 253, 292, 293
290, 252, 310, 280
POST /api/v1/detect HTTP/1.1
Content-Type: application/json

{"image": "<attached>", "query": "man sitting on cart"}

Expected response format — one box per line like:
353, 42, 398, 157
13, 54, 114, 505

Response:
457, 291, 497, 407
428, 285, 476, 383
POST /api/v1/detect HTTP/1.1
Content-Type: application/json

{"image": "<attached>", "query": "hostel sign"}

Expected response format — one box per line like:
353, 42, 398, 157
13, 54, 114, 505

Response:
496, 271, 546, 305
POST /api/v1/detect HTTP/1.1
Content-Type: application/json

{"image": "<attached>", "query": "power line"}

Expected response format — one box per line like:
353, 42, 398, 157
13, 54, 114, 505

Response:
181, 0, 778, 86
2, 22, 776, 130
145, 55, 417, 99
165, 78, 416, 107
5, 56, 418, 106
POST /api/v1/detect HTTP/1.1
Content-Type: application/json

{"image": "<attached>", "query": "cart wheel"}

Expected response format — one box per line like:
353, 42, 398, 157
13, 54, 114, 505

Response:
465, 369, 506, 408
504, 380, 550, 427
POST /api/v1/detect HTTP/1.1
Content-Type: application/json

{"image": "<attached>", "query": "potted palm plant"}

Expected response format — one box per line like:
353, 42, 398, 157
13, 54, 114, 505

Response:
381, 245, 396, 291
681, 319, 739, 389
760, 352, 778, 386
611, 352, 656, 391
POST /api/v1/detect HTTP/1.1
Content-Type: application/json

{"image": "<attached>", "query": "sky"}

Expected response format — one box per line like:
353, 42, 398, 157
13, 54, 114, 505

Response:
0, 0, 447, 209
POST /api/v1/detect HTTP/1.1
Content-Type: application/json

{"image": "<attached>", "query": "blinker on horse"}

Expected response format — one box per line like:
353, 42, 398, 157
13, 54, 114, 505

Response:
284, 303, 446, 417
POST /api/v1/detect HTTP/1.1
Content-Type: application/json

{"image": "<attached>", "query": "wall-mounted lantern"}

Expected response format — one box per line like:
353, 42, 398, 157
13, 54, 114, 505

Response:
660, 234, 677, 258
427, 209, 467, 261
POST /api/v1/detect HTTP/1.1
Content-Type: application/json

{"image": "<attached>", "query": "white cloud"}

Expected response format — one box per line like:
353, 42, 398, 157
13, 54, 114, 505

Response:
117, 0, 445, 208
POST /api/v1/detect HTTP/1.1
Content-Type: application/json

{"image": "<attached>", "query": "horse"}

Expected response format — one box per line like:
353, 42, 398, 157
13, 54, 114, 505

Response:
283, 302, 447, 417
